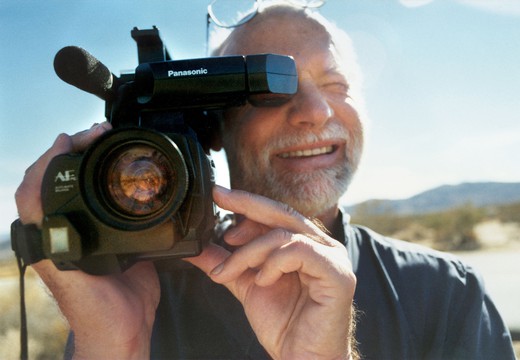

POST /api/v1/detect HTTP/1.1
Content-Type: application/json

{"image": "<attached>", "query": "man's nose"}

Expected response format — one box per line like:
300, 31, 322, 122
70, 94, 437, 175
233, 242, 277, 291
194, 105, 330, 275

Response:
286, 82, 333, 128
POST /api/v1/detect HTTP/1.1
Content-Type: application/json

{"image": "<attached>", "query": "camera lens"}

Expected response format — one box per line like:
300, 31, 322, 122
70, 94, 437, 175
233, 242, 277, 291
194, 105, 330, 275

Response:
106, 144, 173, 216
83, 128, 189, 230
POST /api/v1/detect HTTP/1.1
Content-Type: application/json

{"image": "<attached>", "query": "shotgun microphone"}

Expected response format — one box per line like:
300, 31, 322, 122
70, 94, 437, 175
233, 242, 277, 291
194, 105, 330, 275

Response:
53, 46, 115, 100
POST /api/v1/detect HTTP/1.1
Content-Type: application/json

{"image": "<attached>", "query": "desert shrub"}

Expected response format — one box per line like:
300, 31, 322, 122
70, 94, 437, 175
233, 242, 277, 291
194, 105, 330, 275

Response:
495, 202, 520, 223
351, 203, 488, 251
350, 201, 409, 235
419, 204, 486, 250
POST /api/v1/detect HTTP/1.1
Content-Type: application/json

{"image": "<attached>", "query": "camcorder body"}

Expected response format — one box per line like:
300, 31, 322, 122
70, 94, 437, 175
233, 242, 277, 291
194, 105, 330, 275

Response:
26, 27, 297, 275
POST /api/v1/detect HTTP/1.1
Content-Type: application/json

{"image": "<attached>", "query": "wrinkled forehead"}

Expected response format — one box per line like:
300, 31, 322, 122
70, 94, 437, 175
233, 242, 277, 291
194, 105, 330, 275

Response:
218, 6, 332, 58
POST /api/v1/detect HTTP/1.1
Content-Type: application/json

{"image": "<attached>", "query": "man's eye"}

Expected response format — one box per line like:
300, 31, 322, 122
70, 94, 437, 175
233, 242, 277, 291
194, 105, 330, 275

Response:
325, 82, 349, 96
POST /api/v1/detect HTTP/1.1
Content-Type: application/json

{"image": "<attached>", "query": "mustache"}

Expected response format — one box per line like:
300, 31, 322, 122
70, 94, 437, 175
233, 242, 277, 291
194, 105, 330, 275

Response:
266, 122, 350, 152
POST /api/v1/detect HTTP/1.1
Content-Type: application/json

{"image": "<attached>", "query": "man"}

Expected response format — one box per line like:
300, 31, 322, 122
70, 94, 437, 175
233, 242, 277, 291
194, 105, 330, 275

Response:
14, 3, 515, 359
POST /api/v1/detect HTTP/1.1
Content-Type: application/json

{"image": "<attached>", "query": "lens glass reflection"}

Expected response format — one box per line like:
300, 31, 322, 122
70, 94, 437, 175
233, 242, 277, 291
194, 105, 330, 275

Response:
106, 144, 175, 216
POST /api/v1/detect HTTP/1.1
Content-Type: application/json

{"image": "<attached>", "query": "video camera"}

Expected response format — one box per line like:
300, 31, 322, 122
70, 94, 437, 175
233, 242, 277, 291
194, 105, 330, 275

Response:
18, 27, 297, 275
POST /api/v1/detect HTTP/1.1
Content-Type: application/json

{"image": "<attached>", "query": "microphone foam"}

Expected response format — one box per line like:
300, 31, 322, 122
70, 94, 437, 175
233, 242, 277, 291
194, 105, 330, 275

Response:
53, 46, 113, 99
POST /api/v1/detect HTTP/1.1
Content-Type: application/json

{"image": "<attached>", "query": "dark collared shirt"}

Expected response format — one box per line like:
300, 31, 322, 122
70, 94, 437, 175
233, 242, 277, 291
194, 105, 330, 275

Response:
149, 210, 515, 359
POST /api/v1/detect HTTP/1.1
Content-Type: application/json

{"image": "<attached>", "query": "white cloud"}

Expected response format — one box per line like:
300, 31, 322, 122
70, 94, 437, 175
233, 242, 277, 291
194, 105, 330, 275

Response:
398, 0, 435, 8
456, 0, 520, 16
399, 0, 520, 16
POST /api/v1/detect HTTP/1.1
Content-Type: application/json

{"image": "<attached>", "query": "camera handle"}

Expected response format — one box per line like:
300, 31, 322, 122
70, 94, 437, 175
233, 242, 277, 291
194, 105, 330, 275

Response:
131, 26, 172, 64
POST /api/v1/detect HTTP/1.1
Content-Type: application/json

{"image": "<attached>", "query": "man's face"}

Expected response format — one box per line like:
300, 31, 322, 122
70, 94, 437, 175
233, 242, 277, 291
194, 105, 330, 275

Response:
219, 11, 364, 217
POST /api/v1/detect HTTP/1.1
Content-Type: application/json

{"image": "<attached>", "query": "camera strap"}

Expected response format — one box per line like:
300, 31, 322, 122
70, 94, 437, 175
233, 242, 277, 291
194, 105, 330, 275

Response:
11, 219, 45, 265
10, 219, 45, 360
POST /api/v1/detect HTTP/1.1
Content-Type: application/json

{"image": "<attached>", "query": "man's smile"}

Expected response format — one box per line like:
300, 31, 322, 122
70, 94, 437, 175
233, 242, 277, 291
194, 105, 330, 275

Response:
278, 145, 335, 159
271, 140, 345, 172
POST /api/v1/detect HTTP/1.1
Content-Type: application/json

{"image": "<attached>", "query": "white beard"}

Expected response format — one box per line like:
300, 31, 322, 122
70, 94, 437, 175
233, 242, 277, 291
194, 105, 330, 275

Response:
223, 122, 362, 217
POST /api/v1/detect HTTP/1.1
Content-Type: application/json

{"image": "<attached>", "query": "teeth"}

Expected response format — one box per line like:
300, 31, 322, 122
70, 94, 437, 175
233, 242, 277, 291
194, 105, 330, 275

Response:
279, 146, 334, 159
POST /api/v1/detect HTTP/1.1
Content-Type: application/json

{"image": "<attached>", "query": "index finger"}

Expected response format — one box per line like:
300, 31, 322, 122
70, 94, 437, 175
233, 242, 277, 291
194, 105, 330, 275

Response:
212, 185, 328, 240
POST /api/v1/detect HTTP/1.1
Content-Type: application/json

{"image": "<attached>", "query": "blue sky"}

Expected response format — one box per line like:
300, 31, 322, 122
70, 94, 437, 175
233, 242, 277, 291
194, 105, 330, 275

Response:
1, 0, 519, 237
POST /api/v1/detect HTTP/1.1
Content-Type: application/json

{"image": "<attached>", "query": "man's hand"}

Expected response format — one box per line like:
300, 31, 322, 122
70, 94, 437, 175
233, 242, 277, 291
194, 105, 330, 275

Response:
15, 123, 356, 359
15, 123, 160, 359
188, 186, 357, 360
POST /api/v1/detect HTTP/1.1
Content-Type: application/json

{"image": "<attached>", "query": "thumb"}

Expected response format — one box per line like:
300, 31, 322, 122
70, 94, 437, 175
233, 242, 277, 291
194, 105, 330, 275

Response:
183, 243, 230, 276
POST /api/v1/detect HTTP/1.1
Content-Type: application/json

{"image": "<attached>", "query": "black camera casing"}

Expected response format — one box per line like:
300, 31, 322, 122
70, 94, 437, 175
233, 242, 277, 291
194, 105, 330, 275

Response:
13, 26, 297, 275
41, 128, 215, 275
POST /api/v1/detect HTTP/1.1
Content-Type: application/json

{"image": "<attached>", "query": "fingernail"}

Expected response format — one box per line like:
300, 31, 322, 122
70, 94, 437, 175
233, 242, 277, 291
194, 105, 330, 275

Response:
214, 185, 231, 194
210, 263, 224, 276
225, 226, 240, 239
